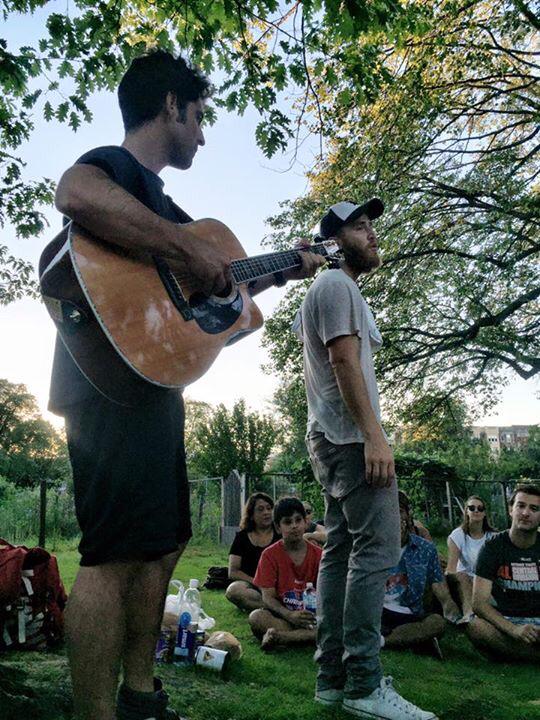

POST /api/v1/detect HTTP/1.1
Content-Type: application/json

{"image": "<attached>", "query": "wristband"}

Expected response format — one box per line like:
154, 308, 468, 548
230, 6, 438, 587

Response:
273, 271, 286, 287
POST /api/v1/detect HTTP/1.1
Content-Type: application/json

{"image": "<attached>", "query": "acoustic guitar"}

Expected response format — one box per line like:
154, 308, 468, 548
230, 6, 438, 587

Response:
39, 219, 339, 405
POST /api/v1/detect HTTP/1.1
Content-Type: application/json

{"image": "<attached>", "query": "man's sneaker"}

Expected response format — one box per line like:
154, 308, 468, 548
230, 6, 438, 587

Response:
343, 677, 438, 720
117, 679, 186, 720
315, 688, 344, 705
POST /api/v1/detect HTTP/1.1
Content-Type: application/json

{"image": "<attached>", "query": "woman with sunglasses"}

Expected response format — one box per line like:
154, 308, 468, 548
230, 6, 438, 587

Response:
446, 495, 497, 622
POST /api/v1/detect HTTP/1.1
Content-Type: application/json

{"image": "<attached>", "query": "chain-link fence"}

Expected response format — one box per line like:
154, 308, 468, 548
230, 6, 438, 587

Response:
0, 477, 79, 547
3, 472, 537, 549
189, 477, 223, 543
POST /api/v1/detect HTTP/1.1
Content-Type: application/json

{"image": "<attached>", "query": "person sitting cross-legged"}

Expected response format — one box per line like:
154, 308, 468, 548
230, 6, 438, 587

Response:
225, 492, 280, 612
382, 492, 462, 659
467, 483, 540, 663
248, 497, 322, 650
446, 494, 497, 623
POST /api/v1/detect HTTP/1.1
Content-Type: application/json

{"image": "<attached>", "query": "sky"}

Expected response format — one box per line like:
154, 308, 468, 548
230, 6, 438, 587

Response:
1, 3, 539, 430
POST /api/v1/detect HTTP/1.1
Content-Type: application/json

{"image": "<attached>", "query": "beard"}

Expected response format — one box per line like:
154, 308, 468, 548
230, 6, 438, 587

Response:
342, 245, 381, 274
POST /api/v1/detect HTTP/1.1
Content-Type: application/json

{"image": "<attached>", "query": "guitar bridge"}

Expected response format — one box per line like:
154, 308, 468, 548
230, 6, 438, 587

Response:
153, 256, 194, 321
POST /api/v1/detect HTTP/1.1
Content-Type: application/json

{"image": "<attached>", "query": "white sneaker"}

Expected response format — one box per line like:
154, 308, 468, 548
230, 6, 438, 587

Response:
315, 688, 344, 705
343, 677, 438, 720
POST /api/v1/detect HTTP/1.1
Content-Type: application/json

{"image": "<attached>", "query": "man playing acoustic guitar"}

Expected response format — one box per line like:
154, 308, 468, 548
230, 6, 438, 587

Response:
49, 51, 323, 720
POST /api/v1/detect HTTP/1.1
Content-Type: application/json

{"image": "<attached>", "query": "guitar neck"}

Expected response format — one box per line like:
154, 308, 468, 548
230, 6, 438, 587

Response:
230, 243, 328, 284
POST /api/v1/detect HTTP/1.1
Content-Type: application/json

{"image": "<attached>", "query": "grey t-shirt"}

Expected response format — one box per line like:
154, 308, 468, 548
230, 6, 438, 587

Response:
292, 269, 383, 445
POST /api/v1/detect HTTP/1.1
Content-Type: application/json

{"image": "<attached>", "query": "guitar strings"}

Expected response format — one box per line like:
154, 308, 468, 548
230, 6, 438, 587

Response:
169, 243, 329, 286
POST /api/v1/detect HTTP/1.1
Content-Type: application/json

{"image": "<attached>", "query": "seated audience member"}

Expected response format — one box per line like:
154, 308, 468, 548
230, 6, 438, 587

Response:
249, 497, 322, 650
382, 491, 461, 658
302, 500, 327, 546
446, 494, 496, 622
398, 491, 433, 542
467, 484, 540, 662
226, 493, 280, 611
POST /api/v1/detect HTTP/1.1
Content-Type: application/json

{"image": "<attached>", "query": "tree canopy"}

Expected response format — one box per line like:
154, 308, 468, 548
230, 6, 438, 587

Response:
263, 0, 539, 420
2, 0, 537, 421
0, 378, 70, 487
189, 398, 278, 480
1, 0, 417, 302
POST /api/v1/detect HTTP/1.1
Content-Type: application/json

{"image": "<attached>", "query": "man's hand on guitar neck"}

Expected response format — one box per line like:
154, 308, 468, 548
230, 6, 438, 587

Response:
285, 242, 326, 281
249, 241, 325, 296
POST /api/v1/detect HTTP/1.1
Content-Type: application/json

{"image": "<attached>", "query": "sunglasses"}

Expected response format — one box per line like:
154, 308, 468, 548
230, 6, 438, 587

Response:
467, 504, 485, 512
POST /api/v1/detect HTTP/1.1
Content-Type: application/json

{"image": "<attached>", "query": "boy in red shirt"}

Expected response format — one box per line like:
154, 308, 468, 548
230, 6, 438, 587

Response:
250, 497, 322, 650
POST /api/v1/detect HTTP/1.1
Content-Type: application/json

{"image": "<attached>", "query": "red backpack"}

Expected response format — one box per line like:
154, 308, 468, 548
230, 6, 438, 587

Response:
0, 539, 68, 650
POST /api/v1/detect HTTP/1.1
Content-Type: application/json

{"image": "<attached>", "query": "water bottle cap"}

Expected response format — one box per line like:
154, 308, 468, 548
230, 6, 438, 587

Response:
189, 579, 199, 588
179, 611, 192, 628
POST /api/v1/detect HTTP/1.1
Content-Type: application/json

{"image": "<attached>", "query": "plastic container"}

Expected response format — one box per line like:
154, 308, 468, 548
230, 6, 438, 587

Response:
164, 580, 184, 617
182, 579, 201, 624
198, 608, 216, 632
195, 646, 230, 672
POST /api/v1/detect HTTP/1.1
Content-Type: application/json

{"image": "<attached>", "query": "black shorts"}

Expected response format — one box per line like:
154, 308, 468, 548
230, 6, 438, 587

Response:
381, 608, 422, 636
65, 386, 191, 566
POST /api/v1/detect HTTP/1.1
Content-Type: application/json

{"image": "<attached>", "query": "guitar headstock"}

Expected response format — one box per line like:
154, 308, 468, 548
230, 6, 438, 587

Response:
312, 236, 342, 268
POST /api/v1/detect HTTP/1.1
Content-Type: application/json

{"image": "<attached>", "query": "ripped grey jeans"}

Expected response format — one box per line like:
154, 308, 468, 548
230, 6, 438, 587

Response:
307, 432, 400, 699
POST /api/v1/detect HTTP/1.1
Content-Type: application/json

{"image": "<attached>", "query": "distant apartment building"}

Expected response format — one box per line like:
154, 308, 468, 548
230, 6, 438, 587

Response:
472, 425, 534, 453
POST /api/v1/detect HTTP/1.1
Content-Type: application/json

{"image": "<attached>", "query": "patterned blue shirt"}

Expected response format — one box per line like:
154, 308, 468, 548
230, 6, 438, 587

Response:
385, 534, 443, 616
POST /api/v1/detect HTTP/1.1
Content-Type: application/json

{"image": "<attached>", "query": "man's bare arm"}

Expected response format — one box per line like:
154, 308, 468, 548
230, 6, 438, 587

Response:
55, 164, 231, 295
472, 576, 539, 643
328, 334, 394, 487
248, 244, 325, 297
431, 580, 461, 622
228, 554, 254, 584
260, 587, 316, 628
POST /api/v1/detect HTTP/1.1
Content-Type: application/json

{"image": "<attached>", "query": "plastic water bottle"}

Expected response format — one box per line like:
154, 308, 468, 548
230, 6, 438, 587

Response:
164, 579, 184, 616
173, 579, 201, 666
183, 579, 201, 624
303, 582, 317, 615
173, 613, 196, 666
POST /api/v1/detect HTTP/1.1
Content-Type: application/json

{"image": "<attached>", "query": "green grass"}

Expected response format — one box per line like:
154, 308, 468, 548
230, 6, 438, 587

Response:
1, 542, 539, 720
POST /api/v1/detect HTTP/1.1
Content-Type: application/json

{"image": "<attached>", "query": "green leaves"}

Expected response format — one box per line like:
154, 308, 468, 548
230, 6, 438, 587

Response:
188, 399, 278, 481
0, 379, 70, 488
255, 110, 292, 158
262, 1, 539, 421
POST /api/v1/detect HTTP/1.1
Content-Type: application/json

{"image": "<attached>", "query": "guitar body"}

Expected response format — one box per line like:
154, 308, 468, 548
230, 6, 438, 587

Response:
39, 219, 264, 405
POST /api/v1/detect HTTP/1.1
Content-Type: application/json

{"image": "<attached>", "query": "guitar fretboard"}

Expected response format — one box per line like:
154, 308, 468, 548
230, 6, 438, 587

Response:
230, 243, 327, 284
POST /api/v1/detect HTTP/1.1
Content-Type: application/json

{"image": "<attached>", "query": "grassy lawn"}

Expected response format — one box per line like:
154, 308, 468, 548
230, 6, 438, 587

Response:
0, 541, 538, 720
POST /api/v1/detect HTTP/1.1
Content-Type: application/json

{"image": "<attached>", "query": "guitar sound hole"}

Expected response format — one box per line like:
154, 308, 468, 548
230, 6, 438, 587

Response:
189, 292, 207, 308
215, 283, 233, 299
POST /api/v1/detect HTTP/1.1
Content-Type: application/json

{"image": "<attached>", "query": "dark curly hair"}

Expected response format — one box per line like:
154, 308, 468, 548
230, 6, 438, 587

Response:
240, 493, 274, 532
118, 50, 212, 132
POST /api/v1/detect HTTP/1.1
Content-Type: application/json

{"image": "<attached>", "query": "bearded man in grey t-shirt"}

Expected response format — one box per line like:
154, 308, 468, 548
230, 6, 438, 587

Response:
293, 200, 437, 720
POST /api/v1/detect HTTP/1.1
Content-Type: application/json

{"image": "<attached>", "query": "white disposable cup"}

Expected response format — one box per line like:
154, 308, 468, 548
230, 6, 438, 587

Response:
195, 645, 229, 672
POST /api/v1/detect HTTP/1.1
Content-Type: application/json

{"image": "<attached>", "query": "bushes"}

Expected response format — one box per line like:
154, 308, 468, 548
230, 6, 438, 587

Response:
0, 476, 79, 546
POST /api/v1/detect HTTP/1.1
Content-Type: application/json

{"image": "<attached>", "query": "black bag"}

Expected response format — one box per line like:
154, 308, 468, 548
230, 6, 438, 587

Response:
203, 566, 231, 590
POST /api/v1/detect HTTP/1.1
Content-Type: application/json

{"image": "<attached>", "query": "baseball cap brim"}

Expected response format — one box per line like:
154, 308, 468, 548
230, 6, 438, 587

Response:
346, 198, 384, 224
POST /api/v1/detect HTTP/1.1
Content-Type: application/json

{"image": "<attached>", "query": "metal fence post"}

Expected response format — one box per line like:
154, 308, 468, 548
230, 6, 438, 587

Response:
39, 478, 47, 548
